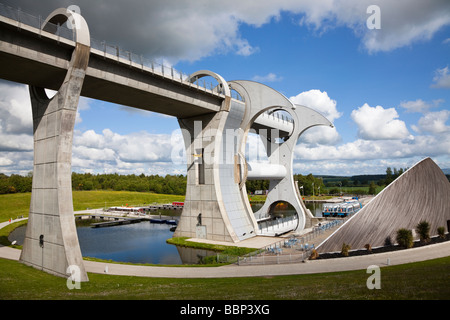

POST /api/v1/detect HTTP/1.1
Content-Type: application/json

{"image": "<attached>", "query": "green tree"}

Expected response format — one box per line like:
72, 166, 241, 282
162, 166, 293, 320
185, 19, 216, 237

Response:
368, 182, 377, 195
385, 167, 393, 185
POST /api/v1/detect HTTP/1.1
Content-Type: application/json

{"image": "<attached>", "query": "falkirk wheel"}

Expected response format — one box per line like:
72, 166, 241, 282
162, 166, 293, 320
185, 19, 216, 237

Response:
17, 8, 333, 281
173, 73, 333, 243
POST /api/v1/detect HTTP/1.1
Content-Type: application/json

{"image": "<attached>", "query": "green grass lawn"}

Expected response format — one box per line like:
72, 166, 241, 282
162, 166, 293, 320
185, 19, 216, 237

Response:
1, 191, 449, 301
0, 191, 185, 222
0, 256, 449, 300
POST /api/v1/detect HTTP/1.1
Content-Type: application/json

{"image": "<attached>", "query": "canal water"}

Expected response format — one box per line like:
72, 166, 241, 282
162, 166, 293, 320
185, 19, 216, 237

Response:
9, 202, 325, 265
9, 220, 217, 265
76, 222, 183, 264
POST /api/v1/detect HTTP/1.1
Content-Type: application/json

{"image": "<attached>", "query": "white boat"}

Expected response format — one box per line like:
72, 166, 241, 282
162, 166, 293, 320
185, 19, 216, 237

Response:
322, 199, 362, 217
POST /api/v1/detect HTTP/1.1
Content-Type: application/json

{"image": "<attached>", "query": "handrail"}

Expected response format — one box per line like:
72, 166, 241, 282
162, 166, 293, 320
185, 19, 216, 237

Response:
0, 2, 245, 101
237, 219, 346, 265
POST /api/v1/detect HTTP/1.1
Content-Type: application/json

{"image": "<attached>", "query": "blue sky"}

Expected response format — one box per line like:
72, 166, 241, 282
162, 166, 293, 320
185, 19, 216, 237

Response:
1, 0, 450, 176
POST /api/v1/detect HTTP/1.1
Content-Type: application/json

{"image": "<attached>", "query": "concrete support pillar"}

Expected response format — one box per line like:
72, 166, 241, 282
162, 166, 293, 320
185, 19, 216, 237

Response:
19, 8, 90, 281
174, 71, 257, 242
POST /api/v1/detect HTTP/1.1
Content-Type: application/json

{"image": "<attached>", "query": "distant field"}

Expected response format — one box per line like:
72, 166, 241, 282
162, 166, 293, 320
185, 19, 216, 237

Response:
0, 187, 381, 223
0, 191, 185, 223
322, 185, 385, 194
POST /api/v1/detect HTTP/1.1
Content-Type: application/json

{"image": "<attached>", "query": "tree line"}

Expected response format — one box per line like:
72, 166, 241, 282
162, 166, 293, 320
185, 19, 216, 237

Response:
1, 167, 448, 196
0, 172, 187, 195
245, 173, 325, 196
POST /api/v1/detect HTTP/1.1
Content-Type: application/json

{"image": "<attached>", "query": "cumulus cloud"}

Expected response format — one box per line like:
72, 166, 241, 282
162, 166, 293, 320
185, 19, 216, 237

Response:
2, 1, 450, 175
8, 0, 450, 62
360, 1, 450, 53
290, 89, 341, 122
351, 103, 410, 140
290, 89, 342, 145
0, 83, 33, 153
252, 73, 283, 83
412, 110, 450, 134
295, 132, 449, 169
72, 128, 186, 174
431, 66, 450, 89
0, 83, 32, 136
399, 99, 443, 113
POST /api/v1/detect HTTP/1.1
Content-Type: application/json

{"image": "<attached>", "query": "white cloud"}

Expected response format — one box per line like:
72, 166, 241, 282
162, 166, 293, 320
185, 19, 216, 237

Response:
290, 89, 341, 122
351, 103, 410, 140
0, 83, 32, 136
11, 0, 450, 62
0, 83, 33, 153
72, 128, 186, 174
431, 66, 450, 89
361, 1, 450, 53
292, 0, 450, 53
294, 132, 450, 173
290, 89, 342, 145
412, 110, 450, 134
252, 73, 283, 83
399, 99, 443, 113
0, 157, 13, 167
245, 132, 269, 163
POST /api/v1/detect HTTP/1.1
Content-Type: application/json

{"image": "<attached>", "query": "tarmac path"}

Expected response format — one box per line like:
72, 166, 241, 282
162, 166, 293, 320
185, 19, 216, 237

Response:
1, 217, 449, 279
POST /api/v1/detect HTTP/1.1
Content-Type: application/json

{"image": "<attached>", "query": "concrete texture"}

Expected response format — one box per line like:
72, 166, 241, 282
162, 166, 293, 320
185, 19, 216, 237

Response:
175, 77, 333, 243
174, 71, 257, 242
18, 8, 90, 281
317, 157, 450, 253
0, 7, 315, 280
229, 80, 333, 234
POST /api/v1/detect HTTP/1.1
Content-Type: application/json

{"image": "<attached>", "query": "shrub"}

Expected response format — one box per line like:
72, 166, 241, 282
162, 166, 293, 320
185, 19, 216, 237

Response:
416, 220, 431, 243
309, 249, 318, 260
396, 228, 413, 249
384, 236, 393, 246
364, 243, 372, 253
341, 243, 351, 257
437, 226, 446, 239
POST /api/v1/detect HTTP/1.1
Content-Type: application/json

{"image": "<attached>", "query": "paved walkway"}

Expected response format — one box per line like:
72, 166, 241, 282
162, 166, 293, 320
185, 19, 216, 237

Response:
2, 223, 450, 278
2, 216, 450, 279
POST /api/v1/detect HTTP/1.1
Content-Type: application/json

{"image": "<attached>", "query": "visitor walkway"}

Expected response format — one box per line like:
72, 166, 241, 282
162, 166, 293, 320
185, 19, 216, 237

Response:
1, 240, 449, 278
1, 217, 449, 279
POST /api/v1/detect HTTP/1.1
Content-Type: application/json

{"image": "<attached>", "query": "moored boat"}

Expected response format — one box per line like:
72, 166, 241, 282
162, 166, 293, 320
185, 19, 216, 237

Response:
322, 199, 362, 217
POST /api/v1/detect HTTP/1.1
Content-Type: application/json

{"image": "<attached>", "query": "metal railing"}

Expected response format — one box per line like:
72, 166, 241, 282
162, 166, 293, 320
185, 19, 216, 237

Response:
257, 215, 298, 234
261, 110, 294, 124
0, 2, 245, 101
237, 219, 345, 265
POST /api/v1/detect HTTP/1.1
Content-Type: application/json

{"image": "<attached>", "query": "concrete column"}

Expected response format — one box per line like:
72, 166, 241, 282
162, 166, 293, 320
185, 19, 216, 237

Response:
174, 71, 257, 242
19, 8, 90, 281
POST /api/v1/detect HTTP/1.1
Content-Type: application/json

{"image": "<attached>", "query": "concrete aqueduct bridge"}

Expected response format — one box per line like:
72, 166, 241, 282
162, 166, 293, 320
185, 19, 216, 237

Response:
0, 6, 333, 280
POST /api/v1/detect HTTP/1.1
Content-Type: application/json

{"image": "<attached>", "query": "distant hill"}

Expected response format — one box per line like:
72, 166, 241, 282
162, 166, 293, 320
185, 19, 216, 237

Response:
317, 174, 386, 183
317, 169, 449, 184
